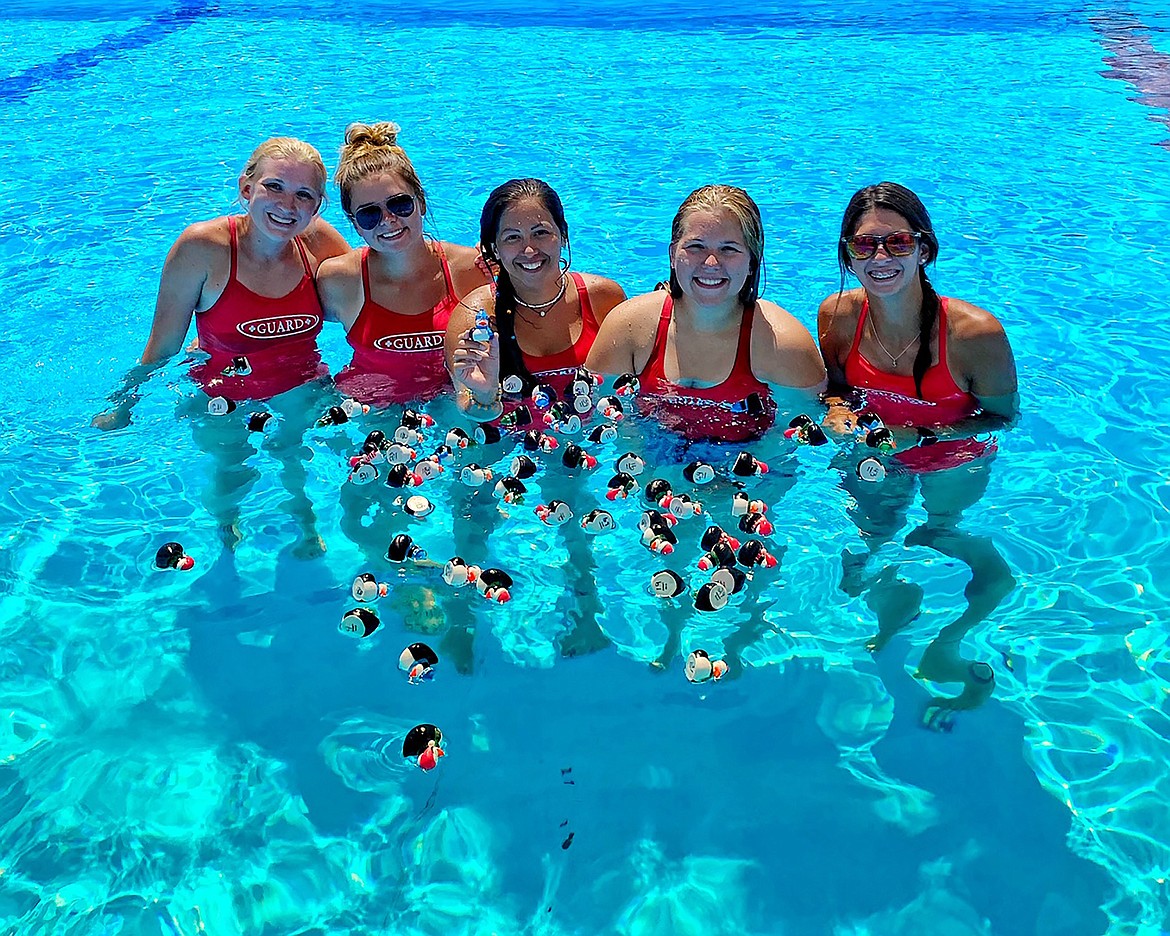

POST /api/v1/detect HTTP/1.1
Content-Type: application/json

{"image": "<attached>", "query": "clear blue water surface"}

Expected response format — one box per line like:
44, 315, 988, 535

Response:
2, 1, 1170, 934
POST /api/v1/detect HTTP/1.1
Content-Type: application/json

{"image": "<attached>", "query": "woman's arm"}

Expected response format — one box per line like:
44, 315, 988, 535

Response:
949, 300, 1019, 419
585, 292, 657, 375
315, 251, 363, 328
444, 286, 502, 419
578, 274, 627, 325
440, 241, 494, 298
302, 217, 352, 264
755, 300, 828, 393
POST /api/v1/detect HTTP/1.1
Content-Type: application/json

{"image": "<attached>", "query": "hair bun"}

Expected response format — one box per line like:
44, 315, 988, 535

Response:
343, 121, 401, 151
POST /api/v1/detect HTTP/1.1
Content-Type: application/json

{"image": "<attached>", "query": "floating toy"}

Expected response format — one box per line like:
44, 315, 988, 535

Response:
737, 540, 778, 570
318, 399, 369, 426
361, 429, 389, 460
414, 455, 445, 482
731, 493, 768, 518
384, 463, 423, 488
642, 525, 677, 555
442, 557, 480, 587
568, 392, 594, 415
499, 405, 533, 431
352, 573, 389, 602
523, 429, 559, 453
402, 724, 445, 771
606, 471, 639, 500
393, 424, 425, 447
445, 427, 471, 449
401, 494, 434, 517
207, 396, 236, 416
476, 568, 513, 603
535, 500, 574, 526
683, 461, 716, 485
561, 443, 598, 470
916, 427, 939, 446
530, 384, 556, 408
399, 642, 439, 683
247, 411, 276, 434
730, 392, 765, 416
693, 582, 730, 612
784, 414, 828, 446
566, 366, 601, 401
581, 508, 616, 533
650, 569, 687, 599
660, 492, 703, 519
645, 478, 673, 503
386, 534, 427, 563
430, 444, 455, 464
400, 408, 435, 431
697, 541, 737, 571
459, 464, 493, 487
469, 310, 493, 343
731, 451, 769, 477
866, 427, 896, 452
685, 649, 728, 681
154, 542, 194, 571
615, 452, 645, 476
587, 423, 618, 444
613, 373, 640, 397
700, 524, 740, 552
738, 511, 774, 537
510, 454, 539, 479
474, 423, 502, 445
638, 508, 677, 532
339, 607, 380, 639
221, 355, 251, 377
348, 460, 379, 485
709, 564, 747, 596
857, 456, 886, 483
493, 476, 527, 504
544, 402, 582, 434
501, 374, 526, 395
595, 396, 624, 420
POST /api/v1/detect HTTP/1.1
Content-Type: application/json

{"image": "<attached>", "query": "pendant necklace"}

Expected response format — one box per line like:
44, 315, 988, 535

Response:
869, 319, 919, 366
516, 274, 567, 318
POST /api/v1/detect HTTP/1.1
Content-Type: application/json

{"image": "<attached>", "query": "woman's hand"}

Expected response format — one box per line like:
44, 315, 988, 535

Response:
450, 328, 501, 406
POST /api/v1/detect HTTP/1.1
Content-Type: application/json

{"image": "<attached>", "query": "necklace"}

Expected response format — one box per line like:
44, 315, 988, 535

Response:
515, 274, 567, 318
868, 318, 919, 366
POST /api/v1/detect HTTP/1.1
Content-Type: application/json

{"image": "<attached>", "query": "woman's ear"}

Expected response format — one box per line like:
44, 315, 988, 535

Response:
238, 175, 252, 203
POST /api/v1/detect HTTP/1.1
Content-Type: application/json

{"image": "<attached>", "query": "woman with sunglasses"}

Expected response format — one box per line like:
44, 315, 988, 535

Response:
818, 182, 1017, 429
317, 122, 492, 407
446, 178, 626, 419
586, 184, 825, 443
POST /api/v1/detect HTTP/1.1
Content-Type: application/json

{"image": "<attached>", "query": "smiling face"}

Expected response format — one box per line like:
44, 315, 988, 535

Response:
239, 156, 322, 241
494, 196, 564, 288
669, 208, 753, 307
846, 207, 929, 298
348, 171, 424, 253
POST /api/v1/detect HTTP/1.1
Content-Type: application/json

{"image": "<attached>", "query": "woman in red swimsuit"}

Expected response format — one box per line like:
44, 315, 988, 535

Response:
587, 184, 824, 443
317, 121, 491, 408
446, 178, 626, 420
819, 183, 1018, 729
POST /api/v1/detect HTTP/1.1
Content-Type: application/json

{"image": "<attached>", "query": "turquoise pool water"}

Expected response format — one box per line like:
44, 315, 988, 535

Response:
3, 2, 1170, 933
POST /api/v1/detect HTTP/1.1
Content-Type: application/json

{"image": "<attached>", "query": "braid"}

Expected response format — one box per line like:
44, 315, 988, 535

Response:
913, 269, 940, 399
494, 268, 536, 390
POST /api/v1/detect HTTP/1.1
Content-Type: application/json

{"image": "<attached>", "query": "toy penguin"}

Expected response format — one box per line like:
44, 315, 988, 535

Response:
700, 525, 740, 552
386, 534, 427, 563
393, 424, 425, 448
693, 582, 730, 613
402, 723, 445, 770
523, 429, 559, 453
685, 648, 729, 681
530, 384, 556, 409
683, 460, 716, 485
581, 509, 616, 533
544, 402, 582, 435
400, 408, 435, 431
352, 572, 389, 602
606, 472, 640, 501
535, 500, 574, 526
499, 405, 533, 431
738, 511, 774, 537
730, 392, 765, 417
469, 310, 493, 343
650, 569, 687, 599
737, 539, 778, 570
361, 430, 389, 460
568, 391, 594, 415
493, 475, 527, 504
595, 396, 624, 421
401, 494, 435, 517
731, 492, 768, 518
476, 568, 513, 603
561, 443, 598, 471
384, 463, 423, 488
430, 444, 455, 464
866, 426, 897, 452
697, 541, 737, 571
566, 366, 600, 401
445, 427, 471, 449
784, 414, 828, 446
414, 455, 445, 482
587, 423, 618, 445
474, 423, 502, 446
207, 396, 236, 416
399, 642, 439, 683
615, 452, 646, 476
641, 521, 678, 555
509, 455, 539, 480
613, 373, 641, 397
319, 398, 369, 426
348, 459, 379, 485
154, 541, 195, 571
638, 508, 678, 532
339, 607, 380, 639
857, 456, 886, 483
221, 355, 252, 377
731, 451, 769, 477
644, 478, 673, 504
442, 556, 480, 587
247, 411, 277, 434
916, 427, 939, 446
459, 464, 493, 487
709, 564, 747, 597
660, 492, 703, 519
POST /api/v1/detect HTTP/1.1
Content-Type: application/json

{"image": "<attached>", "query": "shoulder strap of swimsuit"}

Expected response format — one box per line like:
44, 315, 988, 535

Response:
432, 241, 458, 298
569, 272, 595, 325
360, 247, 373, 304
643, 293, 673, 373
734, 301, 756, 371
846, 296, 868, 362
227, 215, 239, 281
293, 233, 313, 277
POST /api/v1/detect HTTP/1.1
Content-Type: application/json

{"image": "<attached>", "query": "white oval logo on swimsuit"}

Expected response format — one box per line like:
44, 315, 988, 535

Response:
373, 332, 444, 353
237, 315, 320, 339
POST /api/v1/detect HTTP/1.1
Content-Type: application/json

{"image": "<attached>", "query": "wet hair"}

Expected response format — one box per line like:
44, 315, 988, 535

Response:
668, 184, 764, 309
241, 137, 327, 204
479, 179, 570, 389
334, 121, 428, 217
837, 182, 940, 399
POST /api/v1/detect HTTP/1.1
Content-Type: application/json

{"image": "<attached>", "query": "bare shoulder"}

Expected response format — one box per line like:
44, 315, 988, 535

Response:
173, 216, 229, 255
817, 288, 864, 336
438, 240, 493, 295
451, 284, 495, 326
438, 241, 482, 269
302, 217, 352, 265
945, 297, 1009, 342
315, 249, 363, 298
606, 290, 663, 325
754, 300, 826, 389
576, 272, 627, 320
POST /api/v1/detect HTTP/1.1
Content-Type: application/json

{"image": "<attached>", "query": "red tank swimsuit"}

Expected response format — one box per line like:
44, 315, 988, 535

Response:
335, 243, 460, 406
844, 296, 994, 470
192, 215, 327, 401
638, 294, 775, 443
519, 274, 598, 380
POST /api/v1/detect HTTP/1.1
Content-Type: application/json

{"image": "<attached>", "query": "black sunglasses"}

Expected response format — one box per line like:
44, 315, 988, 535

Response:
352, 193, 416, 232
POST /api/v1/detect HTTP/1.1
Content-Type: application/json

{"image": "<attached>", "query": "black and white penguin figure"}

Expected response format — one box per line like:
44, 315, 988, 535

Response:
459, 464, 493, 487
693, 582, 730, 613
247, 411, 277, 434
154, 541, 195, 571
587, 423, 618, 445
352, 572, 390, 602
561, 443, 598, 471
731, 451, 769, 477
605, 472, 640, 501
442, 556, 480, 587
856, 456, 886, 483
709, 564, 747, 596
700, 524, 740, 552
509, 455, 539, 480
339, 607, 380, 639
731, 492, 768, 518
386, 533, 427, 563
361, 430, 389, 461
403, 723, 445, 771
565, 366, 600, 402
469, 309, 493, 343
543, 402, 582, 435
737, 539, 778, 570
638, 508, 678, 533
730, 392, 764, 417
697, 541, 737, 572
445, 427, 471, 449
650, 569, 687, 599
476, 568, 513, 603
414, 455, 445, 482
615, 452, 646, 476
660, 492, 703, 519
401, 494, 434, 517
207, 396, 236, 416
738, 511, 774, 537
682, 461, 716, 485
499, 404, 533, 431
580, 509, 616, 533
399, 642, 439, 683
384, 463, 423, 489
393, 424, 425, 448
400, 408, 435, 431
501, 374, 526, 396
493, 475, 527, 504
644, 478, 673, 504
534, 500, 574, 526
523, 429, 559, 453
784, 414, 828, 446
613, 373, 641, 397
474, 423, 502, 446
866, 426, 896, 452
595, 396, 624, 421
530, 384, 556, 409
348, 459, 379, 485
640, 520, 678, 555
221, 355, 252, 377
685, 648, 728, 681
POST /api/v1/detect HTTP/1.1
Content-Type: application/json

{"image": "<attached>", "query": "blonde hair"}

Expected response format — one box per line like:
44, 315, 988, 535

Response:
334, 121, 428, 216
240, 137, 327, 200
669, 184, 764, 306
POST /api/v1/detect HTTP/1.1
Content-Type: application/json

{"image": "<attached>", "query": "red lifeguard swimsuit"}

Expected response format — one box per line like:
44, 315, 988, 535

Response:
335, 244, 459, 407
519, 273, 599, 380
192, 215, 327, 400
637, 294, 775, 443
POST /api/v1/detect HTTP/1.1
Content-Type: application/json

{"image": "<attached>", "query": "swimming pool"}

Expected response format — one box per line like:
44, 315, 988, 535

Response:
3, 0, 1170, 932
